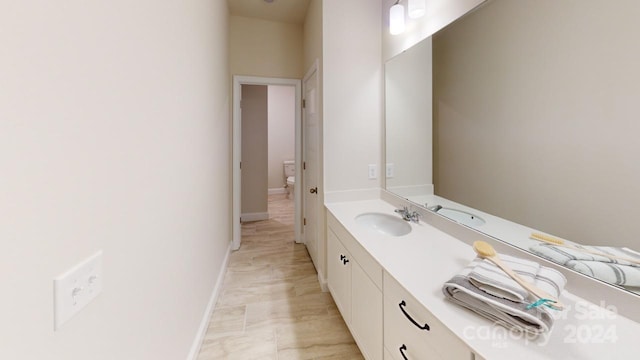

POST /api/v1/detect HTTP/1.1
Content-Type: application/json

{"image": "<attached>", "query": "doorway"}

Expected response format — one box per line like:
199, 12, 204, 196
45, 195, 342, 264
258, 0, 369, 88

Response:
232, 76, 302, 250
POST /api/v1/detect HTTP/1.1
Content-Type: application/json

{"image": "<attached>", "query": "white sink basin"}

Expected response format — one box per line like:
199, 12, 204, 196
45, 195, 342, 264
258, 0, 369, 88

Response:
355, 212, 412, 237
437, 208, 485, 227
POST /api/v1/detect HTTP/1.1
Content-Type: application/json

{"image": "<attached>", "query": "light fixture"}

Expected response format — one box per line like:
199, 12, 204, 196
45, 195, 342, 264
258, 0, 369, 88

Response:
389, 1, 405, 35
408, 0, 426, 19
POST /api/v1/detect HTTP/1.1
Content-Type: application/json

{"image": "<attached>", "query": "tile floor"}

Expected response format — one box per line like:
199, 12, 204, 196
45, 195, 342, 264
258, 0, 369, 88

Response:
197, 194, 364, 360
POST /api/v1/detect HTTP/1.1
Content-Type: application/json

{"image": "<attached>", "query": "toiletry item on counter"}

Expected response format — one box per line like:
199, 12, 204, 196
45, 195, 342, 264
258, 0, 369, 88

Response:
442, 253, 566, 335
530, 242, 640, 287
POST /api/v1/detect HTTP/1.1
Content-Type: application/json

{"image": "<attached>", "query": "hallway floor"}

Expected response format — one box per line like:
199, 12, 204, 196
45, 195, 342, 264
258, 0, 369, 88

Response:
196, 193, 363, 359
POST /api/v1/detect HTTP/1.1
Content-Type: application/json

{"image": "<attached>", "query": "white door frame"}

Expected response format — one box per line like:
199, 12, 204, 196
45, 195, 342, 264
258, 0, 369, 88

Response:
232, 75, 303, 250
301, 59, 320, 257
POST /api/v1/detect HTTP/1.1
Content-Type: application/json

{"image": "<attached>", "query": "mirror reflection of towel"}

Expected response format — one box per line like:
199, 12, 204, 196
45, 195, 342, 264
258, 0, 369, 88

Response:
529, 243, 640, 287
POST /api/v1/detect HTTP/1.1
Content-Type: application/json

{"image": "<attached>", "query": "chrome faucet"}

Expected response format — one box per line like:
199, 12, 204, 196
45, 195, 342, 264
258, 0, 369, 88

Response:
395, 206, 421, 223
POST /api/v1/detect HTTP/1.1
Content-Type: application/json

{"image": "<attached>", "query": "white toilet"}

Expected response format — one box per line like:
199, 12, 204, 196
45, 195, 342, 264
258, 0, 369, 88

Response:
283, 160, 295, 199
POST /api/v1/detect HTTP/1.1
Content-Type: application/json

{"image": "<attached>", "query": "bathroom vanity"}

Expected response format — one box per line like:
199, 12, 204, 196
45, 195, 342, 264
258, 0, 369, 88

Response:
325, 198, 638, 360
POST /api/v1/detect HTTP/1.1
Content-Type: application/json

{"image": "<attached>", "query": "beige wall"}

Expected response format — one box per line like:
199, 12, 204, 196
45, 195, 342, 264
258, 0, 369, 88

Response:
304, 0, 323, 72
0, 1, 230, 359
434, 0, 640, 248
268, 85, 296, 190
229, 15, 304, 79
241, 85, 269, 216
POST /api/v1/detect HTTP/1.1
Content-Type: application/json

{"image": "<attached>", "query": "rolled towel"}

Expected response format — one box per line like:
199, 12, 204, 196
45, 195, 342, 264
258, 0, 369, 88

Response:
530, 243, 640, 287
443, 254, 566, 335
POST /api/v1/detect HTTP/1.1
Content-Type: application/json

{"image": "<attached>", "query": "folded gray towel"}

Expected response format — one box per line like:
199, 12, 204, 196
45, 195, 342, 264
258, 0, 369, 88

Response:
468, 255, 565, 303
443, 255, 566, 335
530, 243, 640, 287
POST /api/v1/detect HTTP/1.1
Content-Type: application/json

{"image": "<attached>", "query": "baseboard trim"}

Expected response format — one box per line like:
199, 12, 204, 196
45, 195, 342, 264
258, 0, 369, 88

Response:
318, 271, 328, 292
186, 242, 232, 360
268, 187, 287, 195
241, 212, 269, 222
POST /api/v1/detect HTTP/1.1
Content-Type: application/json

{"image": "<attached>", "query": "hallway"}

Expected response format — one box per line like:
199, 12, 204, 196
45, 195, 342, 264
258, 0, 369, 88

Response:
197, 194, 363, 359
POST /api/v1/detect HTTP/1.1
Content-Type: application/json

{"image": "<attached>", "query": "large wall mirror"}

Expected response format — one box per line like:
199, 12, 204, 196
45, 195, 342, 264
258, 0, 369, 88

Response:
385, 0, 640, 296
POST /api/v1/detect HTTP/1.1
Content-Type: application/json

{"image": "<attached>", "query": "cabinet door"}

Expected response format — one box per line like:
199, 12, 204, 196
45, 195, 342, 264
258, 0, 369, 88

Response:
352, 263, 383, 360
327, 230, 351, 322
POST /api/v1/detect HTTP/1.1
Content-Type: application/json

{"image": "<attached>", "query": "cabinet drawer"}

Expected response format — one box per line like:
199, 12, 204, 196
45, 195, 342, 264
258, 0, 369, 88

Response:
384, 342, 445, 360
384, 272, 472, 360
384, 295, 448, 360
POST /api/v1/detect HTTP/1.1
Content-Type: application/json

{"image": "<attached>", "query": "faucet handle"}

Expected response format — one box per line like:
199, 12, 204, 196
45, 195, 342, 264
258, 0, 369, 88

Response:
395, 206, 409, 214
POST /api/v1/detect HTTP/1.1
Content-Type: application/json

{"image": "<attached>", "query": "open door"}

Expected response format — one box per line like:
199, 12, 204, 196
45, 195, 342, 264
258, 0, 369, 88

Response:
232, 76, 302, 250
302, 62, 321, 268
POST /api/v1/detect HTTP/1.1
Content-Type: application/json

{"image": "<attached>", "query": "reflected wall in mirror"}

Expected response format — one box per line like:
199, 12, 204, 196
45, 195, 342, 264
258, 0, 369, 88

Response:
385, 0, 640, 294
385, 38, 433, 199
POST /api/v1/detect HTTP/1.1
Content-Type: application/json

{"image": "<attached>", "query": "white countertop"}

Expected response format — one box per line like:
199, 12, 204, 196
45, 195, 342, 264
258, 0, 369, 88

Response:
326, 199, 638, 360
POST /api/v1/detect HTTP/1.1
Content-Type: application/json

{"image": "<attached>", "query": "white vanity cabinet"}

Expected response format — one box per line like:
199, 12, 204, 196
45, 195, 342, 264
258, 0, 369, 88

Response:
383, 272, 473, 360
326, 201, 640, 360
327, 214, 383, 360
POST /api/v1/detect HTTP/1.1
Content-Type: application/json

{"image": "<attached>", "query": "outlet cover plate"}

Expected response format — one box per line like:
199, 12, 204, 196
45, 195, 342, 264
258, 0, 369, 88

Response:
368, 164, 377, 179
54, 250, 103, 330
386, 163, 395, 178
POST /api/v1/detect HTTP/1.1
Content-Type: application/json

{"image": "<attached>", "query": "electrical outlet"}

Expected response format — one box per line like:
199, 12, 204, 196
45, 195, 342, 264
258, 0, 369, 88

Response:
368, 164, 377, 179
54, 251, 103, 330
386, 163, 395, 178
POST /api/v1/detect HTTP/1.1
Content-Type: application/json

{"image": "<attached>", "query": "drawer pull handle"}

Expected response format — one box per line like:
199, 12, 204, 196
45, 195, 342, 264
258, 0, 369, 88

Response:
399, 344, 408, 360
343, 258, 349, 265
340, 254, 346, 261
399, 300, 430, 331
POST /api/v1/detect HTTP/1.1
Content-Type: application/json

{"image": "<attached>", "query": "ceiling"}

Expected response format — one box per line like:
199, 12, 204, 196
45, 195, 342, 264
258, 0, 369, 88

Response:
228, 0, 312, 24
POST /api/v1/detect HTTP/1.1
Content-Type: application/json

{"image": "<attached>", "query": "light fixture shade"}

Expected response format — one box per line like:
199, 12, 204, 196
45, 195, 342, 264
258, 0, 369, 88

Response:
408, 0, 426, 19
389, 3, 405, 35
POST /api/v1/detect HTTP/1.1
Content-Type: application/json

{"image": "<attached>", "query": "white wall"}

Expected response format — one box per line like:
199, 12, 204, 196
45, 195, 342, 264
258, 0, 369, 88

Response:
0, 1, 230, 359
268, 86, 296, 190
385, 38, 433, 196
323, 0, 383, 193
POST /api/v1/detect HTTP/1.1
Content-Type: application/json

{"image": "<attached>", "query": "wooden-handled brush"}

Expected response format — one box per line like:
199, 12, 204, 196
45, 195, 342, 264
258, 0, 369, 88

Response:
530, 233, 640, 266
473, 241, 564, 310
